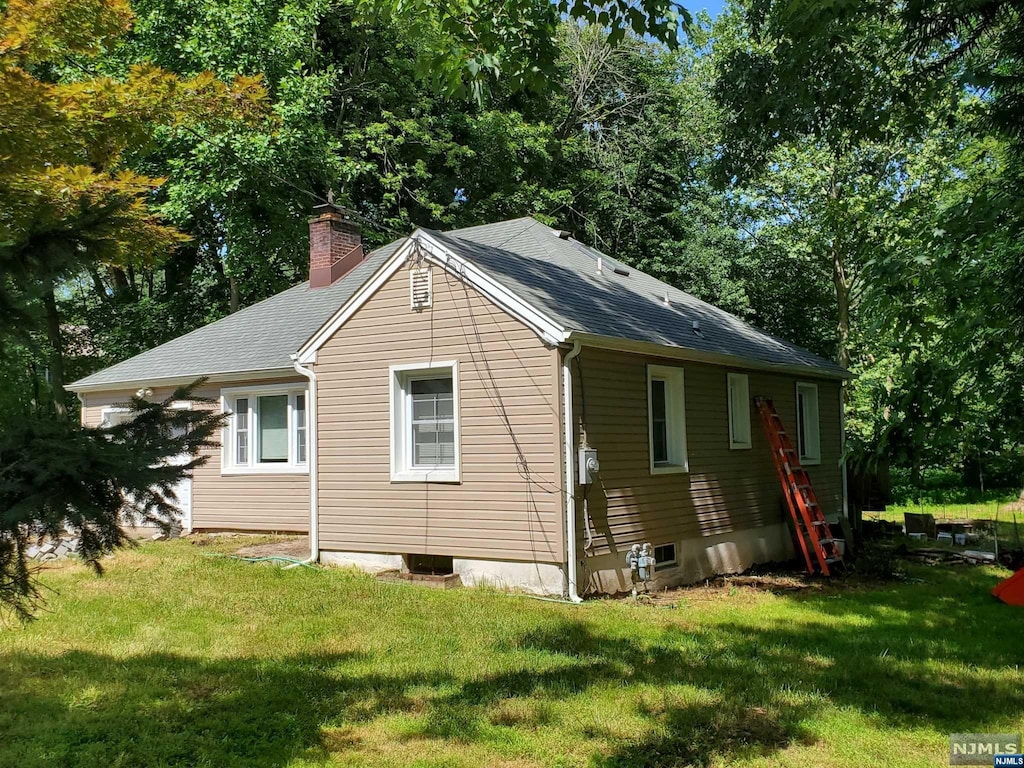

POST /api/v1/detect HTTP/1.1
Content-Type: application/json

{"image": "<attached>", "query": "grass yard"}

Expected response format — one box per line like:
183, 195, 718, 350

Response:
2, 538, 1023, 768
867, 498, 1024, 550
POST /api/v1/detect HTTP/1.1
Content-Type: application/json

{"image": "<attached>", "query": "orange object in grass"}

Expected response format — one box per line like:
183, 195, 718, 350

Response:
992, 568, 1024, 606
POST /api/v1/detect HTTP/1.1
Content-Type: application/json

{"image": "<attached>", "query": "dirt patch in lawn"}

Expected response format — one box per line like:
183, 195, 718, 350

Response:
233, 537, 309, 559
641, 572, 826, 607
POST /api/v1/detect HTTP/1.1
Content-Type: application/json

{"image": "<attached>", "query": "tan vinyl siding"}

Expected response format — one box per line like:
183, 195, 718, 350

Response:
573, 347, 843, 555
78, 380, 309, 532
315, 264, 563, 563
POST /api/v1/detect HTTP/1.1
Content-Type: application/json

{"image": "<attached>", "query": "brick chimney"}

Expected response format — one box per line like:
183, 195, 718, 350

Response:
308, 204, 364, 288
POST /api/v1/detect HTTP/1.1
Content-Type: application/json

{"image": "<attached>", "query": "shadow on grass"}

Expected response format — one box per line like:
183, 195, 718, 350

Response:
2, 567, 1022, 768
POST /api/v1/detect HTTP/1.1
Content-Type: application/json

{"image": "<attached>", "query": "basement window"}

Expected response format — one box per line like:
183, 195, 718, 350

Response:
390, 361, 460, 483
727, 373, 752, 450
222, 385, 308, 474
796, 382, 821, 465
654, 543, 677, 571
406, 554, 454, 575
647, 364, 688, 475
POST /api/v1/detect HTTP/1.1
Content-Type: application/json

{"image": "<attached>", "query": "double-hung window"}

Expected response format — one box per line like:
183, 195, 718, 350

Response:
727, 373, 752, 449
222, 385, 308, 474
390, 361, 460, 482
795, 382, 821, 465
100, 406, 135, 428
647, 364, 688, 474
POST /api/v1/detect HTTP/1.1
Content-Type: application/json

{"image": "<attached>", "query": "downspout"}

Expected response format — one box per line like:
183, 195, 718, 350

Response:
290, 354, 319, 566
562, 339, 583, 603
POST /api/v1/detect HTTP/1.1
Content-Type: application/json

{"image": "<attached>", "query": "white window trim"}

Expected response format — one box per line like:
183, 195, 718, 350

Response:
795, 381, 821, 466
654, 542, 678, 571
647, 364, 688, 475
727, 372, 752, 450
99, 405, 133, 428
389, 360, 461, 483
220, 383, 309, 475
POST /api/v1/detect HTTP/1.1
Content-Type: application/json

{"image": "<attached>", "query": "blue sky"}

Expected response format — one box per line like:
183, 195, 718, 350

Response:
692, 0, 728, 19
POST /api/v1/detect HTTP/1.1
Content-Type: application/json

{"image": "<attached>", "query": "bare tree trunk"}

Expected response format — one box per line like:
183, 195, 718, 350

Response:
829, 167, 852, 370
41, 277, 67, 418
164, 243, 199, 295
911, 444, 922, 488
87, 266, 110, 303
228, 274, 240, 314
834, 244, 851, 370
109, 267, 134, 300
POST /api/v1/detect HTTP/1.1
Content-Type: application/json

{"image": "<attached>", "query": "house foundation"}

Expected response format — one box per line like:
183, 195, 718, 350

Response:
319, 550, 565, 596
582, 521, 795, 595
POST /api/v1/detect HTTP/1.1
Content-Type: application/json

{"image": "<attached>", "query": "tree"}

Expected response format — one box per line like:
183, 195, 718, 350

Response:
551, 23, 752, 314
0, 0, 265, 407
355, 0, 690, 101
710, 1, 923, 368
63, 5, 749, 377
0, 0, 259, 617
0, 385, 224, 620
709, 0, 1024, 492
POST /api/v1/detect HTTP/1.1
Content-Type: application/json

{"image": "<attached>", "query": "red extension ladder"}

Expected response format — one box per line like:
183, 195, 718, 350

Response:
755, 397, 844, 576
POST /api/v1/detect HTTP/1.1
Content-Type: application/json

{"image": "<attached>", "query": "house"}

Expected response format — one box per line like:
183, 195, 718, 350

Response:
69, 206, 850, 597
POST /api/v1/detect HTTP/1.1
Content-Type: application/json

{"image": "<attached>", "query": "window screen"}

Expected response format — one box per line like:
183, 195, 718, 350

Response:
295, 394, 307, 464
235, 397, 249, 464
410, 376, 454, 467
258, 395, 289, 463
650, 378, 669, 465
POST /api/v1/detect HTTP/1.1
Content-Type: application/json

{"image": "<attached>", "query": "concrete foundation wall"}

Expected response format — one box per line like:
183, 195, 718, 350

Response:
453, 558, 564, 595
585, 521, 794, 595
320, 550, 566, 596
320, 551, 404, 572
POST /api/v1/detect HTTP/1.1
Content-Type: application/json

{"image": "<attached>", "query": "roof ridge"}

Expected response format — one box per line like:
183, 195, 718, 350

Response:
445, 216, 539, 237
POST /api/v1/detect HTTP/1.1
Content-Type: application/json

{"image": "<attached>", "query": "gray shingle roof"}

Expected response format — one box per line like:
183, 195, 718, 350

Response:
426, 218, 848, 377
71, 216, 846, 390
68, 240, 402, 389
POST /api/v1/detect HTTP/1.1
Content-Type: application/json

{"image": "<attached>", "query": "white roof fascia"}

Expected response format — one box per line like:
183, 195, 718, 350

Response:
66, 366, 301, 394
568, 333, 852, 381
297, 231, 567, 364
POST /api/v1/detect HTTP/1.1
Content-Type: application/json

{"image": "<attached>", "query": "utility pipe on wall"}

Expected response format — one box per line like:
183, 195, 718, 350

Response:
562, 339, 583, 603
291, 354, 319, 566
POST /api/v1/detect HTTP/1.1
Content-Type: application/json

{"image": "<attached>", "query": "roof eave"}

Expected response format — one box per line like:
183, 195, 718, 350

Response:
67, 366, 301, 394
567, 333, 853, 381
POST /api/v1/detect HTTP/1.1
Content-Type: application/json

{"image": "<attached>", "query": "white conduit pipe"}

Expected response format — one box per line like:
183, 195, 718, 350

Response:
288, 354, 319, 567
563, 339, 583, 602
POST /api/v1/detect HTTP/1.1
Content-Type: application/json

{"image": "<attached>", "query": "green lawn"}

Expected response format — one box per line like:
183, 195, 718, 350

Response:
2, 539, 1022, 768
866, 498, 1024, 549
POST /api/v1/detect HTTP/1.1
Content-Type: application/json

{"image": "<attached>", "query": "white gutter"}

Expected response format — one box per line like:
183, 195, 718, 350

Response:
562, 339, 583, 603
568, 332, 853, 381
290, 354, 319, 566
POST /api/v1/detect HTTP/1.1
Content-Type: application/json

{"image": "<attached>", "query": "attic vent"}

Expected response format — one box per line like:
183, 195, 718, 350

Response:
613, 266, 630, 277
410, 267, 432, 309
